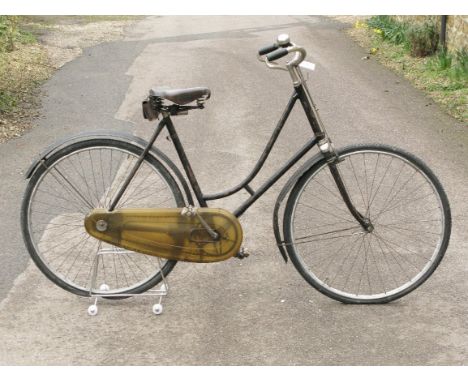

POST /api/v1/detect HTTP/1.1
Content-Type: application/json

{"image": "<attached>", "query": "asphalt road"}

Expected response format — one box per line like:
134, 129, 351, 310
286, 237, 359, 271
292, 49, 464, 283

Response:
0, 16, 467, 365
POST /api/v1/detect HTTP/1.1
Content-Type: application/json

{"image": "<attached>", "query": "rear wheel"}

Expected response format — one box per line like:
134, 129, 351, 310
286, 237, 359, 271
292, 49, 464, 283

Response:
21, 138, 184, 297
284, 144, 451, 303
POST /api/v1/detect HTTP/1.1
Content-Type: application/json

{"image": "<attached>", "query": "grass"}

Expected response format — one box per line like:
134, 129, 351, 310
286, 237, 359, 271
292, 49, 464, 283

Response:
349, 16, 468, 123
0, 16, 52, 141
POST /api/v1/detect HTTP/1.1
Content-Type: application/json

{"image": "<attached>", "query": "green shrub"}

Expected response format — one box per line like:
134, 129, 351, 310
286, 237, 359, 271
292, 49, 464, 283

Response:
366, 16, 409, 45
426, 48, 467, 84
454, 49, 468, 74
0, 16, 35, 52
406, 21, 438, 57
434, 49, 453, 70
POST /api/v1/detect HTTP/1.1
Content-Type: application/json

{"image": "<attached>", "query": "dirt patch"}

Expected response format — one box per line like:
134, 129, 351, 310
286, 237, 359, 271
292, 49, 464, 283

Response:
29, 17, 142, 69
0, 16, 142, 144
329, 16, 369, 26
0, 43, 52, 142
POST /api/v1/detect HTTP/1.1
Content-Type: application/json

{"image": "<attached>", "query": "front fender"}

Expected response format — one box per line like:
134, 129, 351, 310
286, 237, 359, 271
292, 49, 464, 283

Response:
25, 130, 194, 206
273, 151, 325, 262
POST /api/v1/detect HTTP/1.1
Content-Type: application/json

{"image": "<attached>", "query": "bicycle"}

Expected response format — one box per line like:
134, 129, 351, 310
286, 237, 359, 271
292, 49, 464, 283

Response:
21, 34, 451, 313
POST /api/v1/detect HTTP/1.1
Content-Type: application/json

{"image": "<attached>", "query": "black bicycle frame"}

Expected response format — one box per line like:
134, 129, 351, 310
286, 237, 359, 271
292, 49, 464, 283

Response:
164, 88, 319, 218
110, 83, 371, 231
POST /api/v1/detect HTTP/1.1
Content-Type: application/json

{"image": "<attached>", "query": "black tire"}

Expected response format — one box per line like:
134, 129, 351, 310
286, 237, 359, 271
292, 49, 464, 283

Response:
21, 138, 185, 297
283, 144, 451, 304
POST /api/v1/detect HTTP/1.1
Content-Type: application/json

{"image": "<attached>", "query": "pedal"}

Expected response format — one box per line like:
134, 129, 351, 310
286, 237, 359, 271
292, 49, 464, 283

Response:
235, 247, 250, 259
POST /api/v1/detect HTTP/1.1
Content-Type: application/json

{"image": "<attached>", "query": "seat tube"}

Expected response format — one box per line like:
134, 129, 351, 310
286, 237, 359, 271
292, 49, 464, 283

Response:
164, 115, 208, 207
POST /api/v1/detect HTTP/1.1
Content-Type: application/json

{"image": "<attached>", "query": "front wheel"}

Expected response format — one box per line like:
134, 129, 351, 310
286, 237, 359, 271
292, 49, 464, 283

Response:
21, 138, 185, 297
283, 144, 451, 304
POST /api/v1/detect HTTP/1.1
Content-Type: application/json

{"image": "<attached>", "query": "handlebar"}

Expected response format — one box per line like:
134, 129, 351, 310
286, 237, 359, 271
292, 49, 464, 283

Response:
257, 34, 307, 70
258, 43, 280, 56
266, 48, 289, 62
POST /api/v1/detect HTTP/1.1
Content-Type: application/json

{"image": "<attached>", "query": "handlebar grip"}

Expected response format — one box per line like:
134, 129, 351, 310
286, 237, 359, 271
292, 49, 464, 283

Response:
258, 43, 279, 56
266, 48, 289, 61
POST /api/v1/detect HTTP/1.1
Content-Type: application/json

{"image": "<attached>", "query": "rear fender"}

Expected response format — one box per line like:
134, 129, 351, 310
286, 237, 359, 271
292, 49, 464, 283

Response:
25, 130, 194, 206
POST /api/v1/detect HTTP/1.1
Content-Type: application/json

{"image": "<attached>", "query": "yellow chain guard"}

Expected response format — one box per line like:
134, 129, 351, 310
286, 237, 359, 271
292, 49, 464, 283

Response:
84, 208, 243, 263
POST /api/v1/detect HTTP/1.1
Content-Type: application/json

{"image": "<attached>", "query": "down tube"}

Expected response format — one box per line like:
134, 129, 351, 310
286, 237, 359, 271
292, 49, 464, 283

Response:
233, 137, 318, 217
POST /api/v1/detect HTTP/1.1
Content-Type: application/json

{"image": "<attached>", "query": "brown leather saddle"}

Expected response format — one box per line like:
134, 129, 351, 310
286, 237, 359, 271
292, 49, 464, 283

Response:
150, 87, 211, 105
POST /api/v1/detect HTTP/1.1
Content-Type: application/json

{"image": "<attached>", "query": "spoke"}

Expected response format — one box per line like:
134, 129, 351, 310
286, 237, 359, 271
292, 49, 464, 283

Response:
121, 253, 142, 284
116, 250, 130, 288
54, 234, 92, 273
64, 235, 93, 278
51, 167, 94, 210
346, 155, 367, 211
69, 153, 99, 206
373, 233, 412, 281
123, 253, 153, 278
119, 185, 170, 208
291, 231, 362, 245
99, 149, 107, 204
34, 223, 86, 239
342, 236, 366, 291
72, 240, 99, 284
35, 187, 87, 212
301, 187, 353, 217
107, 154, 135, 209
373, 232, 424, 270
32, 198, 84, 215
373, 233, 399, 289
330, 236, 364, 285
374, 161, 406, 219
377, 225, 435, 254
40, 173, 90, 214
101, 247, 107, 283
294, 219, 354, 234
378, 222, 440, 237
357, 235, 372, 295
374, 167, 417, 220
298, 201, 355, 224
380, 217, 441, 226
293, 226, 361, 242
315, 238, 351, 278
366, 153, 380, 218
118, 165, 158, 207
362, 153, 370, 213
375, 191, 435, 222
313, 174, 344, 204
367, 235, 386, 293
367, 156, 393, 214
88, 150, 102, 207
121, 193, 172, 210
38, 231, 88, 258
112, 246, 119, 288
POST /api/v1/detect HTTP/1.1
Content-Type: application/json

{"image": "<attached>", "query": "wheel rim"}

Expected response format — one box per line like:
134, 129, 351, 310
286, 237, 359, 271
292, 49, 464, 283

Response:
289, 149, 446, 301
26, 145, 178, 295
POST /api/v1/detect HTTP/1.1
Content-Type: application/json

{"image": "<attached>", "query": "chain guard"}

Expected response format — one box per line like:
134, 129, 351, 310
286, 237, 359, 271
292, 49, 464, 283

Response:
84, 208, 243, 263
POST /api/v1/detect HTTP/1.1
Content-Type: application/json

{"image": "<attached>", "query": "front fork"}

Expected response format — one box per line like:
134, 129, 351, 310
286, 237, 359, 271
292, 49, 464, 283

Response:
318, 138, 374, 233
294, 69, 374, 233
